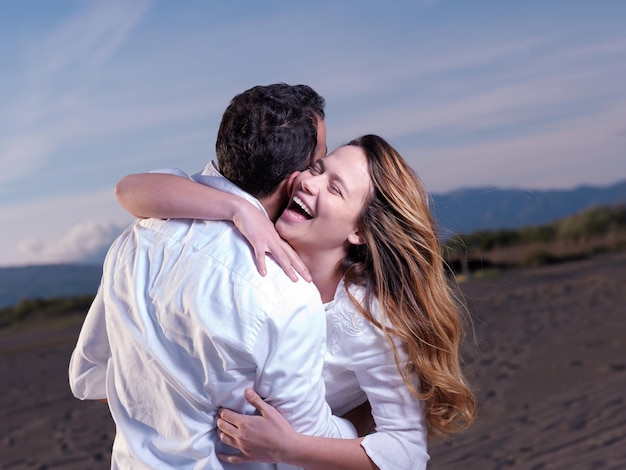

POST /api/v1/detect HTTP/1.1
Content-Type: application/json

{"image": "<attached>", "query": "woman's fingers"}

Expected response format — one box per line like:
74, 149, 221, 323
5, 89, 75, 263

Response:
216, 415, 239, 448
263, 237, 310, 282
244, 388, 271, 415
246, 229, 301, 282
217, 452, 253, 464
267, 248, 298, 282
234, 203, 302, 281
216, 414, 237, 433
215, 389, 295, 464
281, 247, 312, 282
218, 430, 238, 448
253, 249, 269, 277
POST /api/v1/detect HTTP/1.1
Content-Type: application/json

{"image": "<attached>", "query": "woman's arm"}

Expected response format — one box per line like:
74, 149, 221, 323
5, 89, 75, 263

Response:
116, 173, 243, 221
115, 173, 310, 282
217, 389, 378, 470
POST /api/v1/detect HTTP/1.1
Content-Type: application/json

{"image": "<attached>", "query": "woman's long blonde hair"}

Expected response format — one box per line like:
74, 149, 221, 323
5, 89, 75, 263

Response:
340, 135, 476, 436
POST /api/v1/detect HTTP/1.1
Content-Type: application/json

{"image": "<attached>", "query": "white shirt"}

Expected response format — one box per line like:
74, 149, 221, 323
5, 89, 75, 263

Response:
69, 163, 356, 470
323, 280, 430, 470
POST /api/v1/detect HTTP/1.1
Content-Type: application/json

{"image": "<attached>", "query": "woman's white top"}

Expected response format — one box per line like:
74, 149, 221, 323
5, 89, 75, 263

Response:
322, 280, 429, 470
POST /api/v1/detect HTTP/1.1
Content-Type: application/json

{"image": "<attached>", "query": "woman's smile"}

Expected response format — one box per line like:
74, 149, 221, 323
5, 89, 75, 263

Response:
276, 144, 372, 253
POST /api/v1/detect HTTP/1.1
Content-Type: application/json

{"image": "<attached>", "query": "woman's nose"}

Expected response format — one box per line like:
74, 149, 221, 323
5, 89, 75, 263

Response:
300, 176, 319, 194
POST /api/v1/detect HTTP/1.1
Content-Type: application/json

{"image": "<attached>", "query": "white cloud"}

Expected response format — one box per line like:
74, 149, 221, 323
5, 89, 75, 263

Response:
18, 220, 124, 265
0, 189, 133, 267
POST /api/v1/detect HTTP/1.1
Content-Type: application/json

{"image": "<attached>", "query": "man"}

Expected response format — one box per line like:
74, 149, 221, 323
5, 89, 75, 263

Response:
69, 84, 355, 469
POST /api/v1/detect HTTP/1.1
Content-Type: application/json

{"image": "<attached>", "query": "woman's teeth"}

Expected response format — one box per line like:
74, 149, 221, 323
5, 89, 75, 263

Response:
293, 196, 313, 218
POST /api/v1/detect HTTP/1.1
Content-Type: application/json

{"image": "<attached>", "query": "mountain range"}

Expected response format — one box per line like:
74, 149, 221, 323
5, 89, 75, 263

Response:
1, 179, 625, 308
431, 179, 626, 237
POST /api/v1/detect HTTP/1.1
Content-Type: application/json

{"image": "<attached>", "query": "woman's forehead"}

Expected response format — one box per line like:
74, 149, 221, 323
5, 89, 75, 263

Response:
323, 146, 372, 198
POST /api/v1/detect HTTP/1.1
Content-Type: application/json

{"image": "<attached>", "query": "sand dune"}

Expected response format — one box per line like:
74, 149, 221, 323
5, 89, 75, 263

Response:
430, 251, 626, 469
1, 252, 625, 469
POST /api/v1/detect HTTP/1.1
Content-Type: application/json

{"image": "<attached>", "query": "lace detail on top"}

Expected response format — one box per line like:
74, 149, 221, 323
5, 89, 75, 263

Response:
325, 280, 369, 356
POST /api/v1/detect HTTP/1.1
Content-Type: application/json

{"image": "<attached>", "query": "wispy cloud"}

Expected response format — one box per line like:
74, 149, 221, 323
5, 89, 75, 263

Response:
1, 0, 152, 186
22, 0, 151, 91
1, 134, 53, 184
329, 29, 625, 128
416, 98, 626, 191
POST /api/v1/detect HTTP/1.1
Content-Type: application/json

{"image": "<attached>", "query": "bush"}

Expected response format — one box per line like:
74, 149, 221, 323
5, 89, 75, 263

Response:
0, 295, 95, 329
556, 205, 626, 240
442, 203, 626, 272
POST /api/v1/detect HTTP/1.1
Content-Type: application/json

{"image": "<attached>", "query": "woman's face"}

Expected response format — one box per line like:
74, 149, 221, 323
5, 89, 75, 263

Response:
276, 145, 372, 254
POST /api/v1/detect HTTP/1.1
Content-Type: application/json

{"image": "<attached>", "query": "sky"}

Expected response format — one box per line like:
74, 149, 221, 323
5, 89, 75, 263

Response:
1, 0, 625, 267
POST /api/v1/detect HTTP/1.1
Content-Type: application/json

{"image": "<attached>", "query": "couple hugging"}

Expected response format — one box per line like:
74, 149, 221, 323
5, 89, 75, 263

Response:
69, 83, 475, 470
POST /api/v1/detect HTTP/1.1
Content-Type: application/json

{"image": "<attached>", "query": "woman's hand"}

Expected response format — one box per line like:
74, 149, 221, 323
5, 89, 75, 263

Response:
218, 389, 377, 470
217, 388, 298, 464
115, 172, 311, 282
233, 204, 311, 282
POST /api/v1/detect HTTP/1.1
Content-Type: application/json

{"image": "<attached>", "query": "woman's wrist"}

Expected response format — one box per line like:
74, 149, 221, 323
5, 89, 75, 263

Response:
231, 199, 256, 227
278, 429, 308, 465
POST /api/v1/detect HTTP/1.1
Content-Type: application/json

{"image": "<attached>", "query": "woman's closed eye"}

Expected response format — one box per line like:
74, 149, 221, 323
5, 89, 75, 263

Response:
329, 183, 343, 197
308, 161, 344, 197
308, 164, 322, 175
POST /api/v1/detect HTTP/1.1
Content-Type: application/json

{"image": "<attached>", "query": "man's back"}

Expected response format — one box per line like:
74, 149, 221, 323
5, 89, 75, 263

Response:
69, 173, 353, 469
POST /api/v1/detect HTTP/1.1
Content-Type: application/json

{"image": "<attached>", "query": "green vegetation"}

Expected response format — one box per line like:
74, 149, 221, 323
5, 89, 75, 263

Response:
444, 204, 626, 275
0, 295, 95, 329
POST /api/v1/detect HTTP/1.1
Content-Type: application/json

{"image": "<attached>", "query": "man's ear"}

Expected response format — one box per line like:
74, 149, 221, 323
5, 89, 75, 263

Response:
348, 230, 365, 246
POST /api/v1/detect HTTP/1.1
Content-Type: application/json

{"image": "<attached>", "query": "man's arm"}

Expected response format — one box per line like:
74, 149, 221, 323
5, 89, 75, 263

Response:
252, 287, 356, 439
68, 283, 110, 400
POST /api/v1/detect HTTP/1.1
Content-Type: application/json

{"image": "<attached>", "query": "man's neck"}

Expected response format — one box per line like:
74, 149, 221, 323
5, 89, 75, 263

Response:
259, 195, 282, 222
259, 179, 289, 222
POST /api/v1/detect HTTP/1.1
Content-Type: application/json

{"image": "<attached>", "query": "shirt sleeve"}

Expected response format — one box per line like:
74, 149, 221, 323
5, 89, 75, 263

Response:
68, 282, 110, 400
252, 287, 357, 440
358, 362, 429, 470
68, 166, 191, 398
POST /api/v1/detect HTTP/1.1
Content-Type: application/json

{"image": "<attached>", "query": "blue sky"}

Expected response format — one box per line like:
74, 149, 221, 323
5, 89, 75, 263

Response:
1, 0, 625, 267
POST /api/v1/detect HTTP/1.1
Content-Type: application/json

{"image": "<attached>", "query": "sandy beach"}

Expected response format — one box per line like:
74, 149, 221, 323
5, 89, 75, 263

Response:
1, 252, 625, 469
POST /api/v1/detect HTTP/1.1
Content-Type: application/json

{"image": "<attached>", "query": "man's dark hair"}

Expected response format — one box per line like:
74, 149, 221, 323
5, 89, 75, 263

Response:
216, 83, 325, 198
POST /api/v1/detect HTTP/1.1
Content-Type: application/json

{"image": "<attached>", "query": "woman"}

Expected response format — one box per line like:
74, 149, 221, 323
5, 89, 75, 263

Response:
116, 135, 476, 469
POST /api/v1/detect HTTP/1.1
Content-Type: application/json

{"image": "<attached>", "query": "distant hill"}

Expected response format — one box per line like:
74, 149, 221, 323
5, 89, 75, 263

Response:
0, 265, 102, 308
1, 179, 625, 308
431, 179, 626, 236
